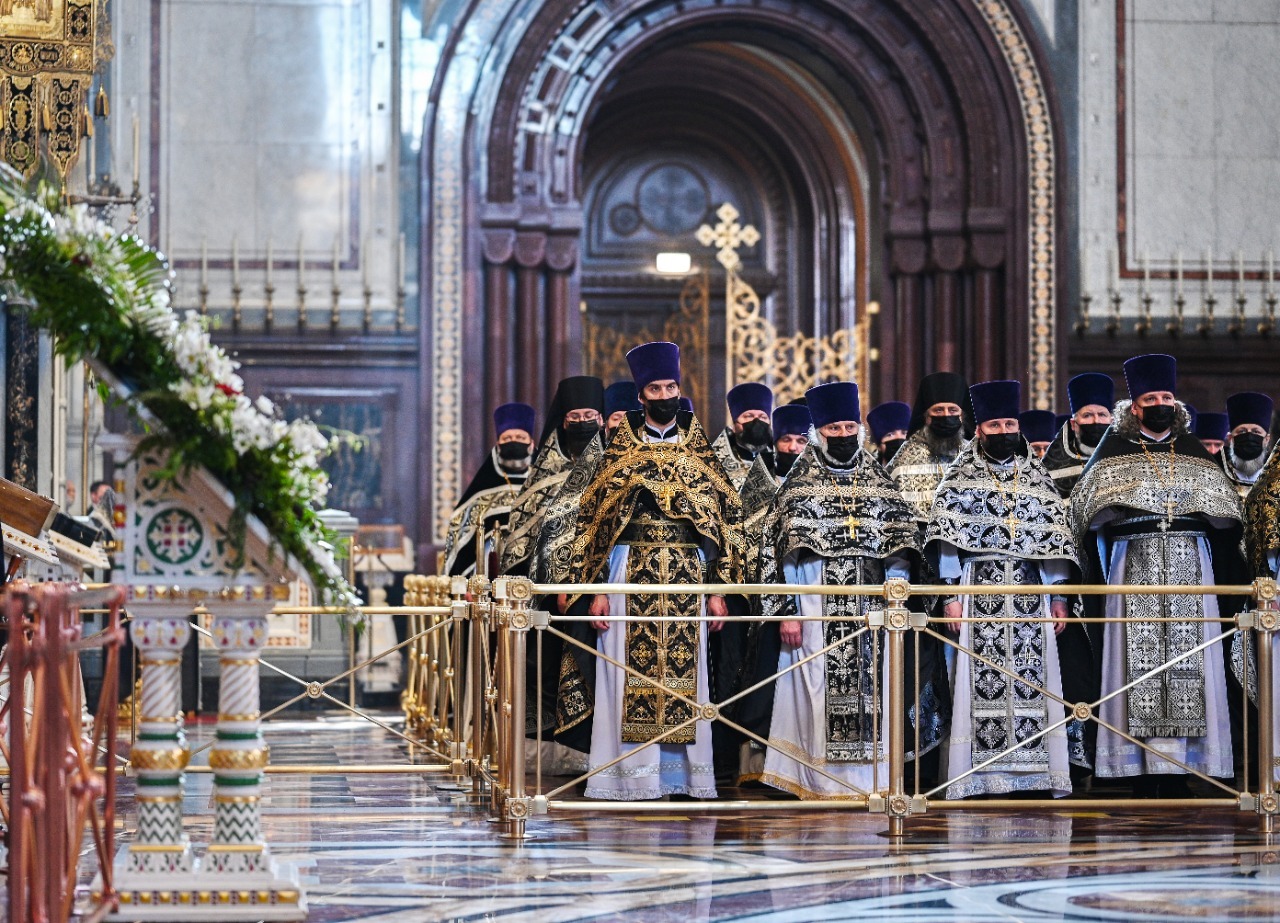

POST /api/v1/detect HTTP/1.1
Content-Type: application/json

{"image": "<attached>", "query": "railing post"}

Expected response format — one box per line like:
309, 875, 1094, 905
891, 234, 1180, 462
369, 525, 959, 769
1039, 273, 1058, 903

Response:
441, 576, 469, 790
1254, 578, 1278, 835
882, 578, 914, 839
466, 575, 494, 803
496, 576, 533, 840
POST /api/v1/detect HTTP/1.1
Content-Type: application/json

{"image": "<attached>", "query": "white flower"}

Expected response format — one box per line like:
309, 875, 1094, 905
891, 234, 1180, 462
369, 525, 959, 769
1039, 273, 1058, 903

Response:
172, 379, 215, 412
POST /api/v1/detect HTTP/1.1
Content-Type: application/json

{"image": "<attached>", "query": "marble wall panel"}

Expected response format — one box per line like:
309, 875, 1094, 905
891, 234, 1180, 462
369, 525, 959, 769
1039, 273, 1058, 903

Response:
1129, 23, 1212, 160
1080, 0, 1280, 317
155, 0, 381, 281
1130, 0, 1213, 23
1216, 157, 1280, 248
1130, 154, 1216, 253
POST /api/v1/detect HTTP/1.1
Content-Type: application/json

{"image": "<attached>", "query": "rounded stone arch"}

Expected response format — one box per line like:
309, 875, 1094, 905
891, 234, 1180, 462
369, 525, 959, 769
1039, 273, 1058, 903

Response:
419, 0, 1063, 548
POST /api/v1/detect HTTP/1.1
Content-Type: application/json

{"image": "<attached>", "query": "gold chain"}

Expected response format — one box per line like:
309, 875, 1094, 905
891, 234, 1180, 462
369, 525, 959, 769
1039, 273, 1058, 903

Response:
1139, 438, 1179, 529
828, 454, 864, 541
987, 455, 1021, 542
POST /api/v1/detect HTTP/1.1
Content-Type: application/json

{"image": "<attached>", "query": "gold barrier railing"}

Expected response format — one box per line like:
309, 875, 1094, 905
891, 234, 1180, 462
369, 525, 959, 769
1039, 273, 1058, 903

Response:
470, 575, 1278, 840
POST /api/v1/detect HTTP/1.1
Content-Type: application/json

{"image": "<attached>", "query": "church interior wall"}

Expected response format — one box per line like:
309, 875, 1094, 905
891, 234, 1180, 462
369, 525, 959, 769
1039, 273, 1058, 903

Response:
7, 0, 1279, 582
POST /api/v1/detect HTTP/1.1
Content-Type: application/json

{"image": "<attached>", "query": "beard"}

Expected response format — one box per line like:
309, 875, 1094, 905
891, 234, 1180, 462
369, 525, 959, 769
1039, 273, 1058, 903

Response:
923, 426, 964, 459
1230, 446, 1268, 479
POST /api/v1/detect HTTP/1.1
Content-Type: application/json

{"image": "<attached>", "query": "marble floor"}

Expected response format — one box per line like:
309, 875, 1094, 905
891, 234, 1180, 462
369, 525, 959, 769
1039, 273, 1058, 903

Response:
81, 714, 1280, 922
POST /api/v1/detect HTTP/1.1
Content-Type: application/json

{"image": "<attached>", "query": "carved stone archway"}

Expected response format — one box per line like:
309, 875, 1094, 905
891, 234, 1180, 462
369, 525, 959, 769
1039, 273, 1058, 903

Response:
417, 0, 1063, 553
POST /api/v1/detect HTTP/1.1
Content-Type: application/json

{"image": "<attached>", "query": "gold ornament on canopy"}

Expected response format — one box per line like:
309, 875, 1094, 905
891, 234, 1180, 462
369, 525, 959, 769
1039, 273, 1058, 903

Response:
582, 269, 711, 414
697, 201, 869, 407
0, 0, 111, 181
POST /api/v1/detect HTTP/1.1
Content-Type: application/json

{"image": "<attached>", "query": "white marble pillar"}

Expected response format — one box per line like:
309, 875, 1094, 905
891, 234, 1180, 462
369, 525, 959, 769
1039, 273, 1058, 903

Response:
125, 613, 194, 875
104, 610, 196, 919
197, 598, 306, 920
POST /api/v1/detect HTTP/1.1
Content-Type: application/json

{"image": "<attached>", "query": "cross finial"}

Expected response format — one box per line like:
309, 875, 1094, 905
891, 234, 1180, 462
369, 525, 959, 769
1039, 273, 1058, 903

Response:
696, 202, 759, 272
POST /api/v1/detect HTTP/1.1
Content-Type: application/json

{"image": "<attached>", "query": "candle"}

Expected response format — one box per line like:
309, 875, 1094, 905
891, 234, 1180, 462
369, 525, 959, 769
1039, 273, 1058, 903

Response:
1142, 251, 1149, 286
298, 235, 305, 284
1237, 250, 1245, 284
398, 233, 406, 289
131, 114, 140, 186
87, 134, 95, 185
1206, 248, 1214, 292
1109, 248, 1118, 290
1176, 249, 1183, 296
232, 236, 239, 286
332, 235, 340, 284
266, 237, 273, 287
200, 237, 208, 287
1268, 249, 1274, 290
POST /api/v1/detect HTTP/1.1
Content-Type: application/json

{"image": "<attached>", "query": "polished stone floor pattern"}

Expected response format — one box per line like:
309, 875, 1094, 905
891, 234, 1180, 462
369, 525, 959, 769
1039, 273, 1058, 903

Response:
86, 714, 1280, 922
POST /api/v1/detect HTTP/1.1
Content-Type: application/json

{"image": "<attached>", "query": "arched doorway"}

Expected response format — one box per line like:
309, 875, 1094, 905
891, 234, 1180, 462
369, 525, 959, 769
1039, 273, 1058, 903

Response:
418, 0, 1063, 553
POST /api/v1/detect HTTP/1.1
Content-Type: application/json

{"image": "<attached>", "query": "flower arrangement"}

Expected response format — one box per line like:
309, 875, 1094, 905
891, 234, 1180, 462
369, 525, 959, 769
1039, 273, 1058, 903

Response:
0, 165, 357, 608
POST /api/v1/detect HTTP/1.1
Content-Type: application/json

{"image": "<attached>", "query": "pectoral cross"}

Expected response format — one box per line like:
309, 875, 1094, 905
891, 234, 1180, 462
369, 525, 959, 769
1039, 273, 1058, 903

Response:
1159, 494, 1177, 531
845, 514, 860, 541
1004, 514, 1019, 541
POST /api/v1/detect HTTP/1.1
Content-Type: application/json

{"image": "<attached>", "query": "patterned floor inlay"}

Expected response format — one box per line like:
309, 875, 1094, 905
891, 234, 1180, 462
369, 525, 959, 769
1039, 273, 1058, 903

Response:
78, 714, 1280, 922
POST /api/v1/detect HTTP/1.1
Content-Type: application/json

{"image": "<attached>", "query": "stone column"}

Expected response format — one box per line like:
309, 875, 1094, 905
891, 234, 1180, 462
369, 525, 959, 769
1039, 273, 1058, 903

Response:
106, 609, 197, 919
125, 612, 194, 876
197, 598, 306, 920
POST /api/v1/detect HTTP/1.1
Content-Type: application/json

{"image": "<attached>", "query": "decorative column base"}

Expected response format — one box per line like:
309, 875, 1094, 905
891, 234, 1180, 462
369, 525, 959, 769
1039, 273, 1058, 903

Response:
100, 860, 305, 921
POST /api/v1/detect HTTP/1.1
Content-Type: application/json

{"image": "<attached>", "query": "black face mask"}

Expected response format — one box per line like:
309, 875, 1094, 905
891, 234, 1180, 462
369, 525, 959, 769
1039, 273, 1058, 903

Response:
562, 419, 599, 453
982, 432, 1021, 460
880, 437, 906, 463
1139, 403, 1177, 433
645, 397, 680, 426
497, 441, 531, 461
1233, 432, 1267, 461
776, 450, 800, 476
739, 419, 774, 451
928, 416, 963, 438
1077, 422, 1109, 448
825, 435, 859, 462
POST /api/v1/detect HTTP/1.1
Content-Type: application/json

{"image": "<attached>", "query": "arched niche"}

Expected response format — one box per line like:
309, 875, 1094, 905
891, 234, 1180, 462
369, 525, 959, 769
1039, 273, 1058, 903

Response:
417, 0, 1062, 549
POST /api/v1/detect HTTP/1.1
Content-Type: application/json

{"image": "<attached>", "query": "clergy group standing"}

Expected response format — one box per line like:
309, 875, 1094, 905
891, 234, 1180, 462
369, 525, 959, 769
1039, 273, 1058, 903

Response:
445, 341, 1274, 803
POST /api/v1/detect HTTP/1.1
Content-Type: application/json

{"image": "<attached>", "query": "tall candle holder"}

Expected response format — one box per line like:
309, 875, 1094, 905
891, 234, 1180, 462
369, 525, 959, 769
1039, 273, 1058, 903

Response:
264, 239, 276, 334
296, 239, 308, 334
230, 237, 243, 333
198, 239, 209, 318
1105, 286, 1121, 337
1263, 250, 1277, 337
1168, 249, 1184, 336
1229, 251, 1246, 337
1075, 289, 1092, 336
1134, 253, 1152, 336
1198, 252, 1216, 338
1169, 289, 1185, 337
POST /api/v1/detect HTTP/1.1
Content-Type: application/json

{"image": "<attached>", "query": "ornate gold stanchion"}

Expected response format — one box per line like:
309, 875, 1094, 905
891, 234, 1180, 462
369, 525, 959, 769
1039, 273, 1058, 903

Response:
1252, 578, 1278, 835
495, 577, 533, 840
468, 575, 490, 798
879, 578, 916, 838
434, 575, 472, 792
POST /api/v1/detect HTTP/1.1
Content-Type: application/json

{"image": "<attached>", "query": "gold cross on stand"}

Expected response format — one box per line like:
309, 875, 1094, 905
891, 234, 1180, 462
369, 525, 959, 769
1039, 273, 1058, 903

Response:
696, 203, 760, 272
